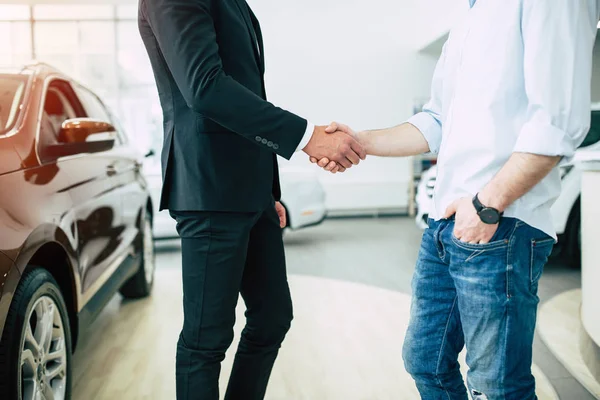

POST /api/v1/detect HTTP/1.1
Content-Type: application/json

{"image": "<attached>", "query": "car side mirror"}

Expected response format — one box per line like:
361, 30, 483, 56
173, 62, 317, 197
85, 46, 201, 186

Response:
45, 118, 116, 159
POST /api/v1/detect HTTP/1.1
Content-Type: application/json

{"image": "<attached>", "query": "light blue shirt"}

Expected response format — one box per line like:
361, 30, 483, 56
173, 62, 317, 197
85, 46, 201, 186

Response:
408, 0, 600, 238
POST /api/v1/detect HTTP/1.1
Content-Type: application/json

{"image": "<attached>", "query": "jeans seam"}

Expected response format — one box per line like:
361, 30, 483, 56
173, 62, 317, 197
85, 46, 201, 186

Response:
505, 221, 519, 299
529, 240, 553, 290
435, 295, 458, 400
465, 249, 485, 263
529, 240, 534, 285
451, 236, 508, 252
501, 297, 510, 399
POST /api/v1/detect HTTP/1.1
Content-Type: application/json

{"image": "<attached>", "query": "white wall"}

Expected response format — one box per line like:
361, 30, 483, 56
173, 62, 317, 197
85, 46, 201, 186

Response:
3, 0, 444, 214
410, 0, 468, 51
249, 0, 439, 213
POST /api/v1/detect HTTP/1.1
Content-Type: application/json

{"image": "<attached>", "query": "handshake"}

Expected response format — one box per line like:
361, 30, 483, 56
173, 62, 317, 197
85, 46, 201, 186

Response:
302, 122, 367, 174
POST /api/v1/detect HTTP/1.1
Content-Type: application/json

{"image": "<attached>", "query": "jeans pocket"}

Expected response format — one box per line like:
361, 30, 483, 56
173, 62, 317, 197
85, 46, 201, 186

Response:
450, 218, 517, 251
530, 238, 554, 286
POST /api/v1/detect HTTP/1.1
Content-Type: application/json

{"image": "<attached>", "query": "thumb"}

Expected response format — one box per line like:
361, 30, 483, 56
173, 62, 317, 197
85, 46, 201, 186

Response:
443, 201, 458, 219
325, 122, 339, 133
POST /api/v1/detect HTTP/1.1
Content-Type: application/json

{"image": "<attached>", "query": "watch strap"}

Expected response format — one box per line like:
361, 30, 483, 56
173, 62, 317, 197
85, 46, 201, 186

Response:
473, 193, 504, 216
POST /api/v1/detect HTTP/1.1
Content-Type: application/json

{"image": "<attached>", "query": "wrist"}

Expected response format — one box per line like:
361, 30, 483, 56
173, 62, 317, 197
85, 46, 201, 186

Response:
302, 125, 320, 153
477, 190, 507, 213
355, 130, 371, 155
473, 193, 504, 225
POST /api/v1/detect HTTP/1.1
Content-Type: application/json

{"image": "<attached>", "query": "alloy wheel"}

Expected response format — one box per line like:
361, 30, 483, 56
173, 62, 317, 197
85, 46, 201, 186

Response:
20, 296, 67, 400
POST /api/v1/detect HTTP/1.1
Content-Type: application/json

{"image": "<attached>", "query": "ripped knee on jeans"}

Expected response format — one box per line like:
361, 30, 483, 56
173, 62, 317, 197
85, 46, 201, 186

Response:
471, 389, 489, 400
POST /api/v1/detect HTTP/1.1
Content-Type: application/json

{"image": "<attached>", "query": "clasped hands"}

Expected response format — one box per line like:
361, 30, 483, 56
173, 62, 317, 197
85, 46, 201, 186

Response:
303, 122, 364, 174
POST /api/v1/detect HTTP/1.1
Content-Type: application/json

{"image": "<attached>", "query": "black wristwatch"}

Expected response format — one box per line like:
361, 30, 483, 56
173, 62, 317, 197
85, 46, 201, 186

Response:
472, 193, 503, 225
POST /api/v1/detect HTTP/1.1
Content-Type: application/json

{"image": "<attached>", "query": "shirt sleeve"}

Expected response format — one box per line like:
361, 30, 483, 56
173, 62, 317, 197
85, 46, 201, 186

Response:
406, 41, 448, 155
296, 121, 315, 152
513, 0, 599, 164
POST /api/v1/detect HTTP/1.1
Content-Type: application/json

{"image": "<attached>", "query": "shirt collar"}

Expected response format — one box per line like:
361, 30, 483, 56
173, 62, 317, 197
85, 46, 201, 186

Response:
469, 0, 477, 8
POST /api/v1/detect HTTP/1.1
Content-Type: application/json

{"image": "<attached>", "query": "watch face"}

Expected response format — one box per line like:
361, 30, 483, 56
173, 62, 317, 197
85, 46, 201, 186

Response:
479, 208, 500, 224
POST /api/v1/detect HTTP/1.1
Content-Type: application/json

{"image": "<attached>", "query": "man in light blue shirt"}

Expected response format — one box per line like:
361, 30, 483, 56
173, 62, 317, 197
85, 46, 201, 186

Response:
312, 0, 600, 398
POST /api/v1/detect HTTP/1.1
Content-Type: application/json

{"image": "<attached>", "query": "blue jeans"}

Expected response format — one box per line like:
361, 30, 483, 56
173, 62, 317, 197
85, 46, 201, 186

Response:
402, 217, 554, 400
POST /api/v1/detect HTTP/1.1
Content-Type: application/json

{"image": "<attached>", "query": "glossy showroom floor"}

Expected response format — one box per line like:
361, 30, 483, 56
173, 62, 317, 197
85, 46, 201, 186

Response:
72, 218, 593, 400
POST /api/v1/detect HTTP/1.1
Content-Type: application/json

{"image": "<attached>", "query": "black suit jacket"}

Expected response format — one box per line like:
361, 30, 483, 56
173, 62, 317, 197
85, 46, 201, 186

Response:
138, 0, 307, 212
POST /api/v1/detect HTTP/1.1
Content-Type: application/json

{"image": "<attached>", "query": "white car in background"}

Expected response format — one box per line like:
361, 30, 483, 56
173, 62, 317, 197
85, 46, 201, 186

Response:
143, 156, 327, 239
415, 108, 600, 267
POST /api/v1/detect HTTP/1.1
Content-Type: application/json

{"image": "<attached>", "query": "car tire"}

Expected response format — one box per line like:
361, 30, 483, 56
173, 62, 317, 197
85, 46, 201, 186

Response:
565, 198, 582, 269
120, 212, 155, 299
0, 268, 73, 400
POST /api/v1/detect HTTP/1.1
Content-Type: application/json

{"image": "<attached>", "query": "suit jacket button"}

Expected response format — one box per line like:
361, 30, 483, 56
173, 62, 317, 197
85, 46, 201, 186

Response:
262, 138, 268, 144
255, 136, 261, 141
267, 141, 273, 147
273, 144, 279, 150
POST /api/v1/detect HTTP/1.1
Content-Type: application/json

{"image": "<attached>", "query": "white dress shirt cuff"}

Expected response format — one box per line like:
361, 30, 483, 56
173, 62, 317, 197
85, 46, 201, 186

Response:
406, 112, 443, 155
296, 121, 314, 152
513, 116, 579, 165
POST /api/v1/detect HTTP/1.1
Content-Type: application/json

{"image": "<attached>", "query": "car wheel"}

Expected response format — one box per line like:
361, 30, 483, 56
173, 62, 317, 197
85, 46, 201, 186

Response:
0, 268, 72, 400
565, 199, 581, 269
120, 212, 155, 299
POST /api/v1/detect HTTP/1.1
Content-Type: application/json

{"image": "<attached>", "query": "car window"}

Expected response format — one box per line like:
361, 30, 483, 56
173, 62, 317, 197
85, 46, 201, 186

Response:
41, 82, 79, 145
581, 111, 600, 149
106, 108, 128, 145
73, 86, 123, 145
73, 86, 111, 123
38, 80, 87, 161
0, 74, 28, 135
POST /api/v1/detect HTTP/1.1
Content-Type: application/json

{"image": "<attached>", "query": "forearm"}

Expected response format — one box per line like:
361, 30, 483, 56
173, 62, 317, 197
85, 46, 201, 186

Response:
356, 122, 430, 157
483, 0, 597, 211
200, 75, 306, 157
143, 0, 306, 158
479, 152, 560, 211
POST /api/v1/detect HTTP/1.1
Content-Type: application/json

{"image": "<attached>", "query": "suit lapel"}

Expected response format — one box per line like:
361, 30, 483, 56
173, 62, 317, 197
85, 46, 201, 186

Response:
248, 8, 265, 74
232, 0, 261, 69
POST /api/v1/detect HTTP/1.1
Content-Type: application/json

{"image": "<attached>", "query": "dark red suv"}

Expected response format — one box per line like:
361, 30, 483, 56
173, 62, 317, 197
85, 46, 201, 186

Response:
0, 64, 155, 400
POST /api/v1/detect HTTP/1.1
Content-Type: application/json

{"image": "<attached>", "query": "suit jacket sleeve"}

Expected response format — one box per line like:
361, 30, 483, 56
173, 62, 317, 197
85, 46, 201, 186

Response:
141, 0, 308, 159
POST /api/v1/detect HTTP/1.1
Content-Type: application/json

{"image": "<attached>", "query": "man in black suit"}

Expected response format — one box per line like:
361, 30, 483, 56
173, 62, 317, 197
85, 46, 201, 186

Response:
138, 0, 366, 398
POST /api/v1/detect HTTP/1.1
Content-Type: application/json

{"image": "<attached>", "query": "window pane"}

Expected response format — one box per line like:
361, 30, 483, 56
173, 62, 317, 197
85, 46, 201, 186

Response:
80, 22, 115, 54
117, 22, 155, 86
80, 55, 117, 98
116, 5, 137, 20
33, 5, 113, 20
118, 85, 162, 152
2, 55, 32, 69
73, 86, 111, 122
0, 5, 30, 21
0, 23, 11, 66
11, 22, 32, 56
0, 22, 33, 67
38, 54, 77, 77
34, 22, 78, 55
